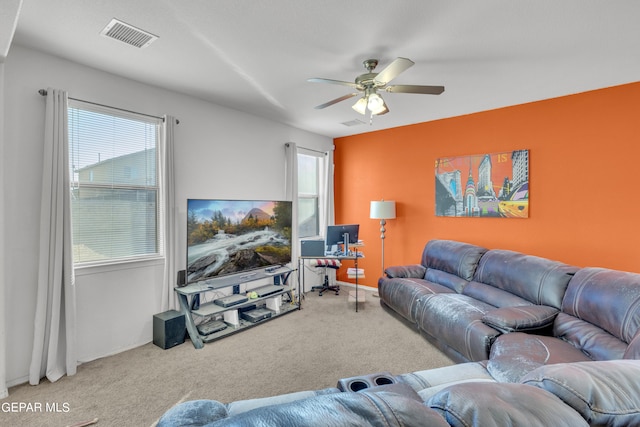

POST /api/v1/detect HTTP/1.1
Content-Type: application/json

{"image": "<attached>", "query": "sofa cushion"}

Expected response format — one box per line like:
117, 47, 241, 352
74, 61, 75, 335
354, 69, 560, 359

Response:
624, 330, 640, 359
427, 382, 588, 427
421, 239, 488, 281
521, 360, 640, 427
222, 388, 450, 427
378, 277, 453, 323
463, 281, 532, 307
560, 267, 640, 346
424, 268, 469, 293
482, 305, 559, 333
472, 249, 577, 309
488, 332, 591, 383
397, 362, 493, 392
554, 313, 628, 361
226, 388, 339, 416
416, 294, 501, 361
157, 399, 228, 426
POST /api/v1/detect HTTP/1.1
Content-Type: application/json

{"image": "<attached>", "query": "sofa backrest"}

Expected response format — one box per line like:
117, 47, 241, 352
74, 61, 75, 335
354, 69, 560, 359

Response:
420, 240, 488, 293
555, 267, 640, 361
467, 249, 578, 309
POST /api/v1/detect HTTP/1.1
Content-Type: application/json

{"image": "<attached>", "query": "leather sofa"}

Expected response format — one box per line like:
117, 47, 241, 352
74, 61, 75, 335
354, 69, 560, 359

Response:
158, 360, 640, 426
158, 240, 640, 426
379, 239, 580, 362
378, 240, 640, 371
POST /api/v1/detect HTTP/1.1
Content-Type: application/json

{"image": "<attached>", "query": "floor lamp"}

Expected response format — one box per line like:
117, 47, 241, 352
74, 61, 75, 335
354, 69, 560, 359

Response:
370, 200, 396, 283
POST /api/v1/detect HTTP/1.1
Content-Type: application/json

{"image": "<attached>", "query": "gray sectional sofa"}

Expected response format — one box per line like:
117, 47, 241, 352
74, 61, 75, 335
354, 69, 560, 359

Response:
159, 240, 640, 426
379, 240, 640, 376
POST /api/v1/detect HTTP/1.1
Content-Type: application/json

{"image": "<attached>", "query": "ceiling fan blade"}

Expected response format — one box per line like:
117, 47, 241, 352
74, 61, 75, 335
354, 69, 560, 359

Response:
308, 78, 358, 89
374, 57, 414, 85
314, 93, 358, 109
385, 84, 445, 95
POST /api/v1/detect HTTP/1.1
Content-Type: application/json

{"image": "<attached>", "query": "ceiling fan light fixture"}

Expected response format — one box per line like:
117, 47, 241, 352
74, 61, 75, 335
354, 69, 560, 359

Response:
368, 95, 389, 115
372, 102, 389, 115
352, 97, 367, 115
367, 93, 383, 110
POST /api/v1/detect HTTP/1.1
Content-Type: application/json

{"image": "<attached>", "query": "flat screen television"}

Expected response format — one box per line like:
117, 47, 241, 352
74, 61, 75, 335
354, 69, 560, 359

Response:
186, 199, 292, 284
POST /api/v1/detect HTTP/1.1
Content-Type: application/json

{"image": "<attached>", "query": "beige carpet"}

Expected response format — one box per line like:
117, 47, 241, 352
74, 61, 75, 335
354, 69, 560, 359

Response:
3, 289, 453, 427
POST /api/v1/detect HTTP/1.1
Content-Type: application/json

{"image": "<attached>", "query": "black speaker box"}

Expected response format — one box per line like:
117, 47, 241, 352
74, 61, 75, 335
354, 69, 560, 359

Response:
153, 310, 186, 349
176, 270, 186, 287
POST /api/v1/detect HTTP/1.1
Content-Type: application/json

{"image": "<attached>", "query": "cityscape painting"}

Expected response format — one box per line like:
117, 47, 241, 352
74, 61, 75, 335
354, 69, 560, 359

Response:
435, 150, 529, 218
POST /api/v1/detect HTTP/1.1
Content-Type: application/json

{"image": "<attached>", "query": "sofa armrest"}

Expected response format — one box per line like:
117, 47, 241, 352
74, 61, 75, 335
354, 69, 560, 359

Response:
384, 264, 426, 279
482, 305, 559, 333
427, 382, 588, 426
521, 360, 640, 427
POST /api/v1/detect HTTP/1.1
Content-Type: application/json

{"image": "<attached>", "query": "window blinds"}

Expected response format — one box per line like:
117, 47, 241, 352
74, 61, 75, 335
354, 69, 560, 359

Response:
68, 100, 162, 264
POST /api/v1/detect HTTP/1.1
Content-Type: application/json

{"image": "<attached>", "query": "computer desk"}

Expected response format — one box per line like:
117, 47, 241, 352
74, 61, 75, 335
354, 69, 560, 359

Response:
298, 244, 364, 312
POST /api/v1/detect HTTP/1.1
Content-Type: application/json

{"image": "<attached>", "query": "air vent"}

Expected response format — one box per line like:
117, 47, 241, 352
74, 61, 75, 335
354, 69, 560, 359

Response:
341, 119, 366, 127
100, 18, 158, 48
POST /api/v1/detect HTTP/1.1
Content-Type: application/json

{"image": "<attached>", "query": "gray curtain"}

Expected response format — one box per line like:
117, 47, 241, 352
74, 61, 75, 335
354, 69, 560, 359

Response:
29, 88, 77, 385
161, 115, 178, 311
322, 147, 335, 231
0, 62, 7, 398
286, 143, 336, 292
284, 142, 299, 288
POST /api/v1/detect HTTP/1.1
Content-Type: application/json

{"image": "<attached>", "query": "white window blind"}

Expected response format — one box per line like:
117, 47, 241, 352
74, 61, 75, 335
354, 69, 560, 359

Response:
68, 100, 163, 265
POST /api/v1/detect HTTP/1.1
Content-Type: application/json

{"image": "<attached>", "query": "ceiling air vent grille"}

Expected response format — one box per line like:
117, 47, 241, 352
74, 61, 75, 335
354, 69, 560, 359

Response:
341, 119, 366, 127
100, 18, 158, 48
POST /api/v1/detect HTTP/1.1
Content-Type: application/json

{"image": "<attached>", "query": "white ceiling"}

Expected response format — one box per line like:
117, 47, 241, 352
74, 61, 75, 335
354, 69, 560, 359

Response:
9, 0, 640, 138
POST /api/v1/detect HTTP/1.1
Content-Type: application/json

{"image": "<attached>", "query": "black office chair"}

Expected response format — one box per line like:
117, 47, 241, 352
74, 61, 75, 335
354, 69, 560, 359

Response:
310, 259, 341, 296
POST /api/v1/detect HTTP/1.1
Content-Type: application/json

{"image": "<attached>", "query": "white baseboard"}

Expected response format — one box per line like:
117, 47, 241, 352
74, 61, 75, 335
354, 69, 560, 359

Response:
336, 281, 378, 293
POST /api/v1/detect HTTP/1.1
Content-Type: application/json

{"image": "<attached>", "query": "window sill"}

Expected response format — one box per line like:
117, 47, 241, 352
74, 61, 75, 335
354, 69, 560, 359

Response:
74, 256, 165, 277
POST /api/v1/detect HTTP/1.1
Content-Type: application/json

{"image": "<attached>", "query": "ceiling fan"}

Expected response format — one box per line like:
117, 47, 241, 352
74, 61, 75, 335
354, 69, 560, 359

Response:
308, 57, 444, 116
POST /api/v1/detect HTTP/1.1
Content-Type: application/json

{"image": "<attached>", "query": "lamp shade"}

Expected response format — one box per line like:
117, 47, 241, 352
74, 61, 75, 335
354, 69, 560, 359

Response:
352, 97, 367, 115
370, 200, 396, 219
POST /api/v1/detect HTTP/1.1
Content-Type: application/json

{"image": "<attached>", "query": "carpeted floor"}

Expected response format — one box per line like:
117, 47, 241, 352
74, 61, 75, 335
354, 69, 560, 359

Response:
3, 288, 453, 427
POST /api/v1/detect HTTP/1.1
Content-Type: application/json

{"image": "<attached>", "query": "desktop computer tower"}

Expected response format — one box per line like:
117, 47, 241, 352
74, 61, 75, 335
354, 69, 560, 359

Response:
153, 310, 186, 349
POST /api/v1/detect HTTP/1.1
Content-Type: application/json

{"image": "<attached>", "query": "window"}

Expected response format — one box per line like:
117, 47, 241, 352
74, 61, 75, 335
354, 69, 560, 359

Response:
297, 151, 325, 238
68, 100, 163, 265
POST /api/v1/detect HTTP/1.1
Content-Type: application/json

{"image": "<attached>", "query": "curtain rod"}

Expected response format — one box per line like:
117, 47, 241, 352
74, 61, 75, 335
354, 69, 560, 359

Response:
286, 142, 330, 155
38, 89, 179, 124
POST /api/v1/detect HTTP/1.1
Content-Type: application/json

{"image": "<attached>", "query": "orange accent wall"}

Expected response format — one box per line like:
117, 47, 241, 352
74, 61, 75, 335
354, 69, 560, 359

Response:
334, 82, 640, 286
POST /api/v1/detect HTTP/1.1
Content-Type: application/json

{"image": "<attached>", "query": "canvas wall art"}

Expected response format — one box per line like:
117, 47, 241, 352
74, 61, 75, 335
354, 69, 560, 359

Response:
435, 149, 529, 218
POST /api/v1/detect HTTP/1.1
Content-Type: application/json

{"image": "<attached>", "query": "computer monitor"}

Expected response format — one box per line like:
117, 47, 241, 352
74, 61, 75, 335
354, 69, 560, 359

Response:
325, 224, 359, 253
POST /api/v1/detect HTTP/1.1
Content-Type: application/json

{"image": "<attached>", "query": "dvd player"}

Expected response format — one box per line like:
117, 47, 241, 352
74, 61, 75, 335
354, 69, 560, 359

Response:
252, 285, 283, 297
214, 294, 248, 307
197, 319, 227, 336
240, 307, 273, 323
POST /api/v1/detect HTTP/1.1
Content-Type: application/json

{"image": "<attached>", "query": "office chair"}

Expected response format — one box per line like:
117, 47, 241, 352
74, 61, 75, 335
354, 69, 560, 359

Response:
310, 258, 341, 296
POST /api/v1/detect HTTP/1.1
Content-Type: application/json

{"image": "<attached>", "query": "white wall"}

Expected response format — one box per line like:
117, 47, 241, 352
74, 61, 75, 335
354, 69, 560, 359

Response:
2, 45, 332, 387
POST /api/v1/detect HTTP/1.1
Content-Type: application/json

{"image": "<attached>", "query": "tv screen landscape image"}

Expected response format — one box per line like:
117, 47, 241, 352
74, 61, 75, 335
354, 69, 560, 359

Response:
186, 199, 292, 284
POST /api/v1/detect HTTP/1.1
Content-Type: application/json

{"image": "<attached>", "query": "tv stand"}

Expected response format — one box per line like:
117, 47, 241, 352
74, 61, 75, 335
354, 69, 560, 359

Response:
175, 267, 297, 349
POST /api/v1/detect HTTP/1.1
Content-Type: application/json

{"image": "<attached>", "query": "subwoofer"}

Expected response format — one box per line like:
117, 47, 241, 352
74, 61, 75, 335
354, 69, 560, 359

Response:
153, 310, 186, 349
